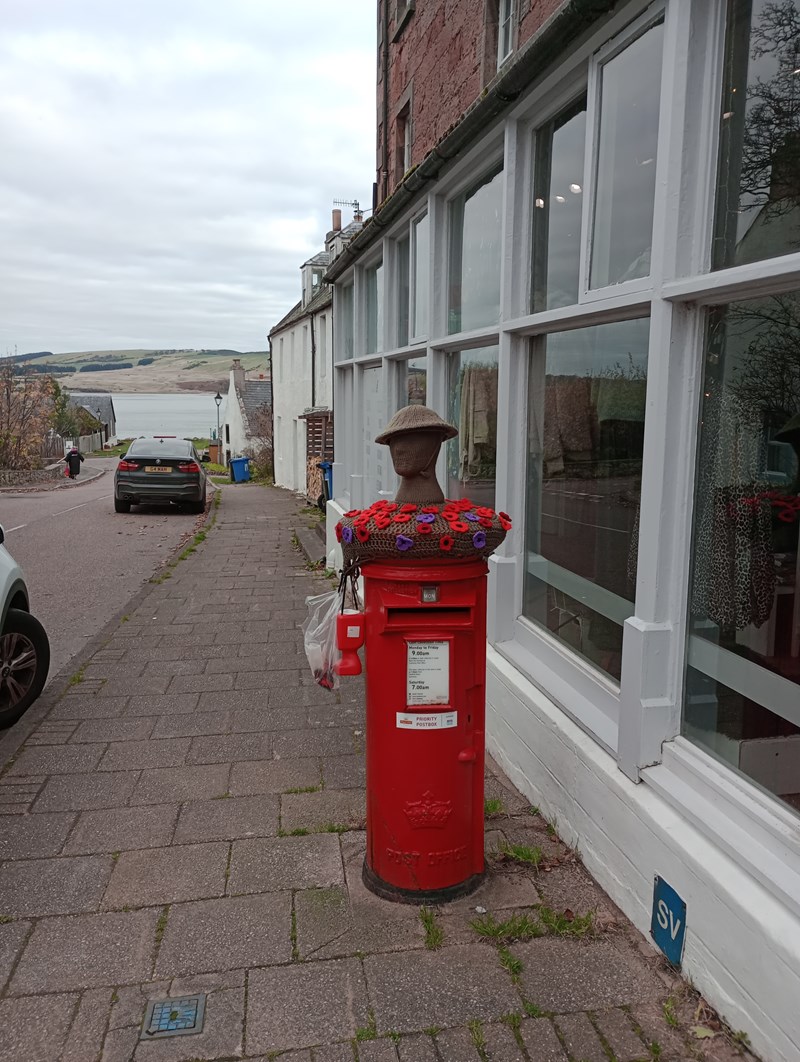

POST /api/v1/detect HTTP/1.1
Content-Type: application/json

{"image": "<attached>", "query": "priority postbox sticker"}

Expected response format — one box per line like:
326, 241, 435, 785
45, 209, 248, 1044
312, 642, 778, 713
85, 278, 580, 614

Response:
396, 711, 457, 730
406, 640, 450, 705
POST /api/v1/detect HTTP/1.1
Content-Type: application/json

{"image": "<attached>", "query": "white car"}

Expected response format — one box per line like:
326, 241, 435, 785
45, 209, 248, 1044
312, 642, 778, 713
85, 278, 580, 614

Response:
0, 525, 50, 728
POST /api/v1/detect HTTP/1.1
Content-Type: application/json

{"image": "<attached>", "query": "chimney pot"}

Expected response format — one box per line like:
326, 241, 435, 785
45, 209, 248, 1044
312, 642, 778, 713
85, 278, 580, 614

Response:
332, 209, 342, 231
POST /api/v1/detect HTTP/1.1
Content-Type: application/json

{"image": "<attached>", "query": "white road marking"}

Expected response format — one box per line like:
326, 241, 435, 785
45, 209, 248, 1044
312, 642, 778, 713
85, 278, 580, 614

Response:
53, 497, 111, 517
5, 524, 27, 533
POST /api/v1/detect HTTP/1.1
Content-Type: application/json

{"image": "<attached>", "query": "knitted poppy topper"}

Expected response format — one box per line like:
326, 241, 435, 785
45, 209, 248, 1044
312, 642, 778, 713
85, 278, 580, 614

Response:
335, 406, 510, 562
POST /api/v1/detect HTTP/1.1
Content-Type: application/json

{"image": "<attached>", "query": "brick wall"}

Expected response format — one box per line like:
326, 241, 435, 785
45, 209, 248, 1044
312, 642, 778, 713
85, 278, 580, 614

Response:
378, 0, 565, 202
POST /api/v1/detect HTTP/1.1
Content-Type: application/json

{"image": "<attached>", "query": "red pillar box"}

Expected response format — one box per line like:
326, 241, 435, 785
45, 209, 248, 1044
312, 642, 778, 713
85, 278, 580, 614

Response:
360, 557, 488, 903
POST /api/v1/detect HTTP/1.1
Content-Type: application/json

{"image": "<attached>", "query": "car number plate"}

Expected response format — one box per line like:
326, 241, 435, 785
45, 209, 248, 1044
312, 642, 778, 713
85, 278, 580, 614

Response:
144, 466, 171, 473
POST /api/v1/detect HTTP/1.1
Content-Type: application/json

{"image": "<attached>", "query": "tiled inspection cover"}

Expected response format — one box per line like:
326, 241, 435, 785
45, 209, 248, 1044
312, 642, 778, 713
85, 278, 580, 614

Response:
141, 994, 206, 1039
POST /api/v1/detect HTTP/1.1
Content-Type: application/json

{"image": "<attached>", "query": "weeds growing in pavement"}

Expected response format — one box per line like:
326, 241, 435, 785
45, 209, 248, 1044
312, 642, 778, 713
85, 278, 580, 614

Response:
498, 947, 523, 983
419, 906, 444, 950
537, 904, 593, 937
468, 1019, 486, 1054
498, 841, 544, 868
663, 996, 679, 1027
523, 1002, 546, 1018
68, 665, 86, 686
0, 915, 12, 924
284, 785, 321, 794
355, 1010, 377, 1041
484, 797, 505, 816
471, 911, 544, 944
154, 907, 169, 944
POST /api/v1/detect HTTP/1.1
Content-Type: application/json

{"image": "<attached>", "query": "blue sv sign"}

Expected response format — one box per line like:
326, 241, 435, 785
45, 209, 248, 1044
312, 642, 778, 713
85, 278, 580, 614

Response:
650, 876, 686, 966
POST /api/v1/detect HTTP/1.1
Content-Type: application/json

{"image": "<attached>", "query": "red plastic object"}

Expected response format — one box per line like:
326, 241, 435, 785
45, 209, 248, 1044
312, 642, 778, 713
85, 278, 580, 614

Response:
357, 558, 488, 902
335, 611, 365, 676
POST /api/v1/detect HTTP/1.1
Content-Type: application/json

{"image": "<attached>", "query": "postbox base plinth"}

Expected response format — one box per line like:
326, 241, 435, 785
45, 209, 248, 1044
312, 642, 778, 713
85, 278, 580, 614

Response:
362, 859, 484, 905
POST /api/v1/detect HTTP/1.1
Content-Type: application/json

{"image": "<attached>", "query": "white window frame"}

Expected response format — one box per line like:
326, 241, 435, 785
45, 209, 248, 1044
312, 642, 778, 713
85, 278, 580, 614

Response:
410, 210, 429, 343
579, 1, 668, 305
497, 0, 515, 69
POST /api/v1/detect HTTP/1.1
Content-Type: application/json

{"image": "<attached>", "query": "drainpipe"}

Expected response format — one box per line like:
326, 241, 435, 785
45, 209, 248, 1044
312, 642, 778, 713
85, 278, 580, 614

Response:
268, 336, 274, 474
310, 314, 316, 408
381, 0, 390, 201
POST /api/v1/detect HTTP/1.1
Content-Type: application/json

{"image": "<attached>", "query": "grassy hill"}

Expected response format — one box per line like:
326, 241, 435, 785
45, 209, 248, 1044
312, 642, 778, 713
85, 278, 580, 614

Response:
13, 348, 269, 394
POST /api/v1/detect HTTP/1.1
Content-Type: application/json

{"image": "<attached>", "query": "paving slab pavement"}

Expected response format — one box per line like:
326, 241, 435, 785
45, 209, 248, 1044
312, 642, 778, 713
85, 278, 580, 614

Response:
0, 484, 756, 1061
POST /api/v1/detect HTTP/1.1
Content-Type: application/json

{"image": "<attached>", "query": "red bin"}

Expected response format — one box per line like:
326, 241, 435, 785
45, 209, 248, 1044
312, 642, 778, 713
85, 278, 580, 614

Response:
359, 557, 488, 902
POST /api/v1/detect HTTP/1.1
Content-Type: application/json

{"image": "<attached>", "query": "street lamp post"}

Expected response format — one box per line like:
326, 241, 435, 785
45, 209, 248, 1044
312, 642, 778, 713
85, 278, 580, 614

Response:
214, 392, 222, 463
96, 408, 103, 450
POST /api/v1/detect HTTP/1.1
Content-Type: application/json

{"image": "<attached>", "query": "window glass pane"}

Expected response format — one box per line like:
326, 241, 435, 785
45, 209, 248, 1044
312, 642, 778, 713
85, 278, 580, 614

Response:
448, 167, 503, 334
498, 0, 514, 67
362, 365, 387, 495
366, 261, 384, 355
684, 293, 800, 818
339, 285, 354, 360
413, 213, 429, 338
532, 98, 587, 311
397, 237, 410, 347
524, 319, 650, 682
713, 0, 800, 270
590, 20, 664, 289
402, 356, 427, 407
447, 345, 499, 507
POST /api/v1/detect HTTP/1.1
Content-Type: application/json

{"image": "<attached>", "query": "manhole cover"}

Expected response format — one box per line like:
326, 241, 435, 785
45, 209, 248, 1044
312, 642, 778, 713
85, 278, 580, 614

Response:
141, 994, 206, 1039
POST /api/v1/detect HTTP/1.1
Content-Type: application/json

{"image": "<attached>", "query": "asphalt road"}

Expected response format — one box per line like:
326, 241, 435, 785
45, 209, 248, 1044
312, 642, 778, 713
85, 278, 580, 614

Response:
1, 458, 204, 682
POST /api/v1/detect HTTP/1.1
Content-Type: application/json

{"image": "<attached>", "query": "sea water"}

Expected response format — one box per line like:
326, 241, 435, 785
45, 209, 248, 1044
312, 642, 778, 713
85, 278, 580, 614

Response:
111, 393, 227, 441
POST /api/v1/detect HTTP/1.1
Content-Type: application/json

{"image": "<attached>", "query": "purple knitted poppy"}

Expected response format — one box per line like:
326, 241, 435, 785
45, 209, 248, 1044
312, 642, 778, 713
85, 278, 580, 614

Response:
416, 512, 436, 524
472, 531, 487, 550
396, 535, 414, 551
464, 512, 480, 522
341, 526, 353, 544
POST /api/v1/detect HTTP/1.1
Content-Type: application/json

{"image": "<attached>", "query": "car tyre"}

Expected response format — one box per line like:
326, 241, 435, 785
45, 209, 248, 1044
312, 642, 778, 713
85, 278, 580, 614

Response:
190, 492, 206, 515
0, 609, 50, 729
114, 497, 131, 513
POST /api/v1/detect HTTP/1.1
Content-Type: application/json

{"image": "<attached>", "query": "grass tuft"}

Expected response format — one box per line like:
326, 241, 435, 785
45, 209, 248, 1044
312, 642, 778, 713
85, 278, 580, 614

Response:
523, 1001, 546, 1018
355, 1010, 377, 1041
470, 911, 544, 944
284, 785, 321, 794
498, 947, 523, 983
154, 906, 169, 944
498, 841, 544, 868
419, 906, 444, 950
484, 797, 505, 816
538, 904, 593, 937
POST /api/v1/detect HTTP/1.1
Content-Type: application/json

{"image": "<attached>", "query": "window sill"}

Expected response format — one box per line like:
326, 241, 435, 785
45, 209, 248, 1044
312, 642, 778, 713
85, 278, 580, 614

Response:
494, 616, 620, 755
645, 737, 800, 919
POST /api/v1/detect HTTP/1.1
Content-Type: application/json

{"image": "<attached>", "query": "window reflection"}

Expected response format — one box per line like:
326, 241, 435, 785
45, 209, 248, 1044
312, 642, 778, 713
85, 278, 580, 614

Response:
532, 98, 587, 311
365, 261, 384, 355
447, 346, 499, 507
714, 0, 800, 269
413, 213, 429, 338
684, 293, 800, 817
339, 285, 354, 360
403, 356, 427, 406
397, 237, 410, 347
448, 166, 503, 334
362, 365, 387, 495
524, 320, 650, 681
590, 20, 664, 288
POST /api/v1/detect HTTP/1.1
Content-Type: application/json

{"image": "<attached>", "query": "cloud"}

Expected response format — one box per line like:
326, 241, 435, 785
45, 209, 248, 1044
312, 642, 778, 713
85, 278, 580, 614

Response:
0, 0, 376, 353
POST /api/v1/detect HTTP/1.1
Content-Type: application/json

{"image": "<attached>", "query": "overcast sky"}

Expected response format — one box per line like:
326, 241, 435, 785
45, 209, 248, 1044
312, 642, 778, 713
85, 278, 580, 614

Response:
0, 0, 376, 355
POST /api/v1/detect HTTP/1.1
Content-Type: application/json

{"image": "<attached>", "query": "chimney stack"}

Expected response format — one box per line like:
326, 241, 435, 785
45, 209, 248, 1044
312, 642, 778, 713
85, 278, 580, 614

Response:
332, 208, 342, 232
353, 209, 363, 223
231, 358, 245, 393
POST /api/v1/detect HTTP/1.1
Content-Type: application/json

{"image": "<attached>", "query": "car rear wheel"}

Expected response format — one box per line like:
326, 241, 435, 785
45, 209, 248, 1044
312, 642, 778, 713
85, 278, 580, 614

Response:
0, 609, 50, 728
190, 491, 206, 514
114, 497, 131, 513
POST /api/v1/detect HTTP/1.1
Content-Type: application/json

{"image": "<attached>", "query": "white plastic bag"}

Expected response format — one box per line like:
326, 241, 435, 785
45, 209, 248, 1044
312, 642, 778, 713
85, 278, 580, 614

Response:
302, 590, 342, 691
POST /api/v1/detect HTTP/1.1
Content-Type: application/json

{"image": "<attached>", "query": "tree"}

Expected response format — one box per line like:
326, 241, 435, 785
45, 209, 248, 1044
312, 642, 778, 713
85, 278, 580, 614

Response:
50, 380, 80, 437
243, 404, 273, 480
738, 1, 800, 222
0, 361, 57, 470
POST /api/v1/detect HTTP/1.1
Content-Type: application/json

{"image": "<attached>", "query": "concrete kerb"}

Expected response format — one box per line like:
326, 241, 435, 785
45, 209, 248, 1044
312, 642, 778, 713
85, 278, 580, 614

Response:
0, 493, 218, 770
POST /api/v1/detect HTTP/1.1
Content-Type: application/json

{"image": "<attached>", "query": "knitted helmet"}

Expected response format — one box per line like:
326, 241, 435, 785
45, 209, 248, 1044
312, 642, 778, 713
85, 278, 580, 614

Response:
375, 405, 458, 445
